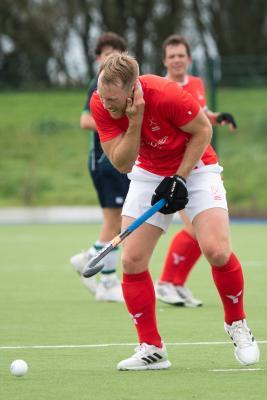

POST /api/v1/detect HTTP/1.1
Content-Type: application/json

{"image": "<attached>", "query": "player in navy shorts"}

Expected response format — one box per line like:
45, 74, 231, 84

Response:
70, 33, 129, 302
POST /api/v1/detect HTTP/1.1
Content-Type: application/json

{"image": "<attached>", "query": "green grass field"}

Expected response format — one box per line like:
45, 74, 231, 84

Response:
0, 222, 266, 400
0, 87, 267, 214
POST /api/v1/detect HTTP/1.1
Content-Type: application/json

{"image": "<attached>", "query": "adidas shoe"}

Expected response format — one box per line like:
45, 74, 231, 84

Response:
95, 274, 124, 302
224, 319, 260, 365
176, 285, 203, 307
155, 281, 185, 305
117, 342, 171, 371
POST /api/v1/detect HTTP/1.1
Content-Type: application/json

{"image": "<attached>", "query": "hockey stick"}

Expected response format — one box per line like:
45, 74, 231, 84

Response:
82, 198, 166, 278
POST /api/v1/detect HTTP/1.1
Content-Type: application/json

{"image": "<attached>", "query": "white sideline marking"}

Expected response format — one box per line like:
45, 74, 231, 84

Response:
243, 261, 266, 267
209, 368, 265, 372
0, 340, 266, 350
0, 343, 136, 350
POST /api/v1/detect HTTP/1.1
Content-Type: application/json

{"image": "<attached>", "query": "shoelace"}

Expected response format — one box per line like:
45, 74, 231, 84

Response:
135, 343, 148, 353
230, 323, 253, 348
134, 343, 155, 357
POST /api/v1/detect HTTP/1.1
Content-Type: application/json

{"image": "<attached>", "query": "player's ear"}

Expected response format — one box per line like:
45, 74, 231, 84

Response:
129, 83, 136, 98
134, 79, 142, 91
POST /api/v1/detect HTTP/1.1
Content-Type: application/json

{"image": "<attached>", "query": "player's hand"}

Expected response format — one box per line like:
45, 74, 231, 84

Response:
151, 175, 188, 214
125, 81, 145, 123
216, 112, 237, 131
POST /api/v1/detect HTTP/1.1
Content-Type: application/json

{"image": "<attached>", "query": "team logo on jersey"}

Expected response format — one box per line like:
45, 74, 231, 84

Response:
158, 136, 168, 145
148, 118, 160, 132
226, 290, 242, 304
172, 252, 186, 265
145, 136, 169, 148
130, 313, 143, 325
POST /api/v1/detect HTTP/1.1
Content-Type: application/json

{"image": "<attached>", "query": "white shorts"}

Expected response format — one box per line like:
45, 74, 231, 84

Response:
122, 165, 228, 232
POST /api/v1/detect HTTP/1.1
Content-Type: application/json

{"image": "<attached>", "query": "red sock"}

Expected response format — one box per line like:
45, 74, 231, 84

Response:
122, 270, 162, 347
160, 229, 202, 285
211, 253, 246, 325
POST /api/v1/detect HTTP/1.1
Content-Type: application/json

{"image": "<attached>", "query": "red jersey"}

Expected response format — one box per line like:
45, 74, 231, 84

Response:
90, 74, 217, 176
181, 75, 207, 111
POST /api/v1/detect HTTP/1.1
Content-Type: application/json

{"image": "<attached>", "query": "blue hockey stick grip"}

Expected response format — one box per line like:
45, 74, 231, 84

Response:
128, 198, 166, 232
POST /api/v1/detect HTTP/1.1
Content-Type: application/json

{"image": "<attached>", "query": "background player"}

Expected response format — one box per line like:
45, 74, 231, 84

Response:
70, 33, 129, 302
155, 35, 237, 307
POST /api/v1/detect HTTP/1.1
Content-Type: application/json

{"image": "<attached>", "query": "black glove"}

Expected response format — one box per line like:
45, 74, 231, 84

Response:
216, 112, 237, 129
151, 175, 188, 215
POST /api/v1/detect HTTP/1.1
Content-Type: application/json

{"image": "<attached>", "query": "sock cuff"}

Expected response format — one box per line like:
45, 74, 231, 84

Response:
212, 252, 240, 272
123, 270, 150, 283
94, 241, 118, 252
101, 269, 116, 275
94, 240, 106, 247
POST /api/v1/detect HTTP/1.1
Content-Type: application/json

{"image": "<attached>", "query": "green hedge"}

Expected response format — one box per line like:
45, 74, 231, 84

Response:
0, 88, 267, 216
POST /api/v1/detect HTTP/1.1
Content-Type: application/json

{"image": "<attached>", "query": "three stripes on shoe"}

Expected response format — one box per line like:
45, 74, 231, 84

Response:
141, 352, 163, 364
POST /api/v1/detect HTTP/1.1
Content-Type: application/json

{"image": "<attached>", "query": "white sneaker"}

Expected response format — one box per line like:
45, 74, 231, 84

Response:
155, 281, 185, 305
95, 275, 124, 302
176, 285, 203, 307
117, 342, 171, 370
80, 275, 98, 294
70, 249, 92, 274
70, 250, 98, 294
224, 319, 260, 365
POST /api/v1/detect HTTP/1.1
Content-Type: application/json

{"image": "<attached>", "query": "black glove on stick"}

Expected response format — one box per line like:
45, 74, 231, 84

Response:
151, 175, 188, 215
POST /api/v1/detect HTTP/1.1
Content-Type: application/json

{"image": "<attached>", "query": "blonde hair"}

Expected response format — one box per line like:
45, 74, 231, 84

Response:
98, 52, 139, 88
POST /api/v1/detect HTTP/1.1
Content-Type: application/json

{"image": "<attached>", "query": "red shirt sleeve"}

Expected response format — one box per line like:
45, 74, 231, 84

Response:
90, 91, 128, 142
163, 81, 200, 127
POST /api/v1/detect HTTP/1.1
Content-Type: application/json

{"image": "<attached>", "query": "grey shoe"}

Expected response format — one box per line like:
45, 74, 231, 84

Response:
175, 285, 203, 307
155, 281, 185, 305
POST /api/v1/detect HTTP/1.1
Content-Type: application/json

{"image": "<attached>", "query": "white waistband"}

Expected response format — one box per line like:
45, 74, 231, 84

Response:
128, 164, 223, 182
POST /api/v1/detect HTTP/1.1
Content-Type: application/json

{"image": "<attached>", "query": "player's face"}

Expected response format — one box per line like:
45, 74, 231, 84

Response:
97, 46, 121, 63
98, 77, 131, 119
163, 44, 191, 81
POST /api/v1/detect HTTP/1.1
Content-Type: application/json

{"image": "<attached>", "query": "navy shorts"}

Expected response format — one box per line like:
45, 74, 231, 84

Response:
89, 153, 130, 208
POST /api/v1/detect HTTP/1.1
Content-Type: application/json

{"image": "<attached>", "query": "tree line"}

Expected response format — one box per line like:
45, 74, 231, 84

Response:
0, 0, 266, 87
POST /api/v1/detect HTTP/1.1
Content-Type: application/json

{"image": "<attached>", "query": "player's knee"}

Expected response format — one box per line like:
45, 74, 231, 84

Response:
202, 244, 230, 266
121, 253, 147, 274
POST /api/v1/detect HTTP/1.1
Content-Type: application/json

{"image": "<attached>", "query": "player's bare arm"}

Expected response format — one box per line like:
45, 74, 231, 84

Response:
102, 82, 145, 173
176, 109, 212, 179
80, 112, 97, 130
